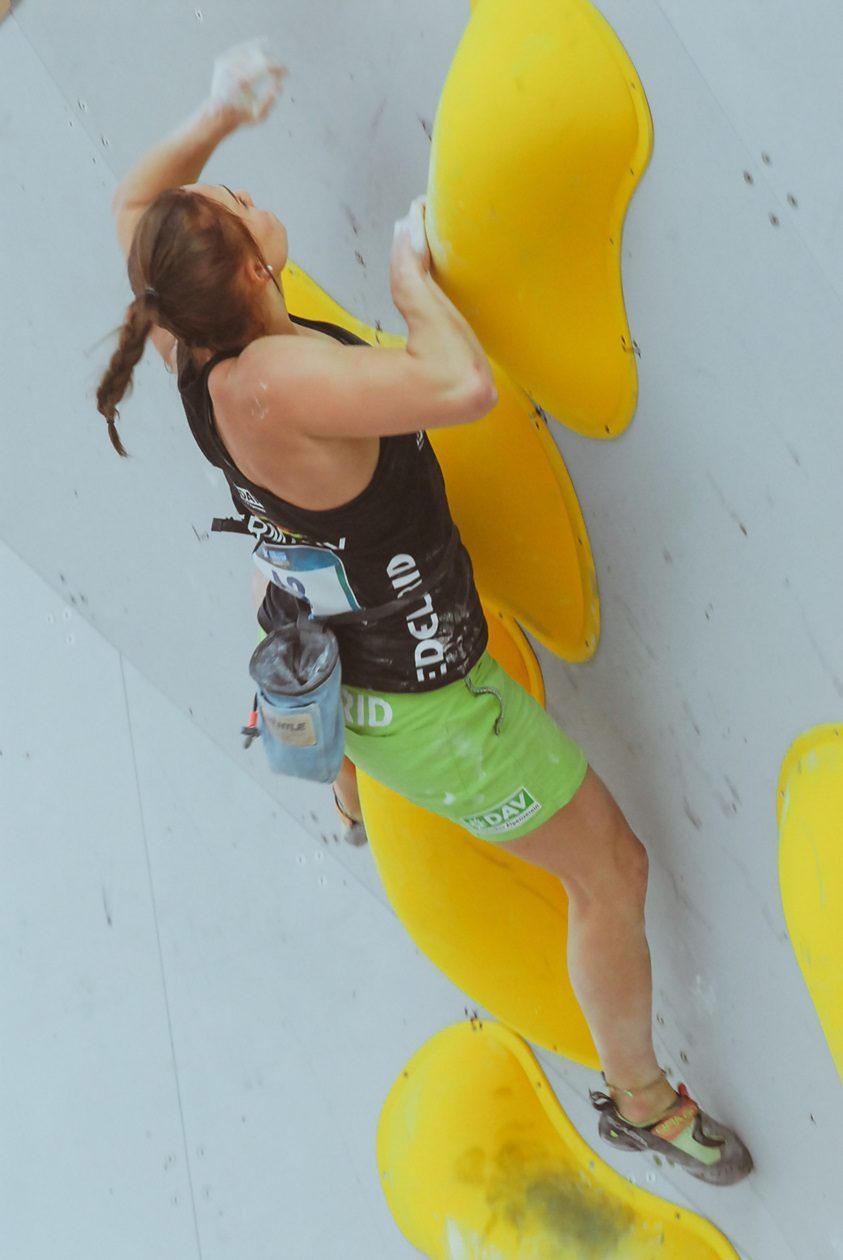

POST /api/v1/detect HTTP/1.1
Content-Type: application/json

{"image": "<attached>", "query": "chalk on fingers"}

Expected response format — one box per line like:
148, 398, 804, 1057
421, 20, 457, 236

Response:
210, 38, 284, 120
394, 195, 429, 258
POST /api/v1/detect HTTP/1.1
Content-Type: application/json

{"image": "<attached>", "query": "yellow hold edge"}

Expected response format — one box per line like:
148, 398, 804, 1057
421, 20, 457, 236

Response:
777, 723, 843, 1082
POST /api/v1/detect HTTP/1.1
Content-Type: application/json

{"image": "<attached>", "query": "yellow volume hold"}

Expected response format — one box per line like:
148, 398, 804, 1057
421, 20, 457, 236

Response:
358, 603, 597, 1067
378, 1021, 740, 1259
426, 0, 653, 438
778, 724, 843, 1082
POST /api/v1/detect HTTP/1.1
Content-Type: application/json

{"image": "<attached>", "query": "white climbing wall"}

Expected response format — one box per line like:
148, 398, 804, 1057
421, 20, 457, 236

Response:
2, 2, 842, 1257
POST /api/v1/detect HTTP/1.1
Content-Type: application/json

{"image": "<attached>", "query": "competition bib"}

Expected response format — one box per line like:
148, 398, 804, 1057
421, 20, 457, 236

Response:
253, 542, 361, 617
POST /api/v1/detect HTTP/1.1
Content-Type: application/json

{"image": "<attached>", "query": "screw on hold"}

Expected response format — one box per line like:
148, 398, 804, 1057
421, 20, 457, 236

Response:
194, 7, 204, 19
743, 171, 754, 185
762, 151, 772, 165
769, 212, 780, 227
77, 99, 88, 112
787, 193, 799, 209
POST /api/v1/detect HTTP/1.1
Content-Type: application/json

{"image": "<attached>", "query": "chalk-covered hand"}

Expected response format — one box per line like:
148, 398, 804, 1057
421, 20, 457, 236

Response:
209, 39, 286, 125
391, 196, 432, 277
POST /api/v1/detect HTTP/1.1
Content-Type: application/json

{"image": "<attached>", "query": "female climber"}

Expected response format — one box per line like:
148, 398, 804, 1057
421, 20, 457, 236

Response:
96, 43, 751, 1185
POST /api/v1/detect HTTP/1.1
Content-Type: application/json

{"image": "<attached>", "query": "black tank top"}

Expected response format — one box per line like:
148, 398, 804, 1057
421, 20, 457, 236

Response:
177, 314, 488, 692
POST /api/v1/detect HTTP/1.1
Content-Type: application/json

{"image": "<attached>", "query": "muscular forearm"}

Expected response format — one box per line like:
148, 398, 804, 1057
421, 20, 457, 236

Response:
400, 272, 496, 401
112, 105, 236, 212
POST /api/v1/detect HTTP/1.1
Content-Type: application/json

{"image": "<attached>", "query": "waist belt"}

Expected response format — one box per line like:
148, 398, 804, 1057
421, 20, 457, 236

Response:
211, 511, 460, 628
324, 527, 459, 627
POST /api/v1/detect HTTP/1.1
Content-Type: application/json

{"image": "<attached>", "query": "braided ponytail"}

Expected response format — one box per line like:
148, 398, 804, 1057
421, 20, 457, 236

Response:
97, 187, 269, 456
96, 294, 156, 457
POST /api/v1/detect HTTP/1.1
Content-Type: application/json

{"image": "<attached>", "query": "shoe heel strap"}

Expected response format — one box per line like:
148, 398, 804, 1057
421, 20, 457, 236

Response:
602, 1068, 668, 1100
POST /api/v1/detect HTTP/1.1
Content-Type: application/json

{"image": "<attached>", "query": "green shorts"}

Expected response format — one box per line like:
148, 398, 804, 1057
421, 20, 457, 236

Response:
342, 651, 588, 843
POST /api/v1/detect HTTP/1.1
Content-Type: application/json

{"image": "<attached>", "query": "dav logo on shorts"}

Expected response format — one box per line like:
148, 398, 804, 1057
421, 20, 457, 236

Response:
461, 787, 541, 837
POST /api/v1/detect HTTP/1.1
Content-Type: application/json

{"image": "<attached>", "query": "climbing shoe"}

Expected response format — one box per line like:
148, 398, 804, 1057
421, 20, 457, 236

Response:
589, 1081, 753, 1185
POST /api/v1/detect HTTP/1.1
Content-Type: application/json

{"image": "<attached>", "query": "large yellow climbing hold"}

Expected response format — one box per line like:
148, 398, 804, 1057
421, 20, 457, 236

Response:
426, 0, 653, 438
429, 376, 598, 661
358, 605, 597, 1066
378, 1021, 741, 1259
778, 724, 843, 1082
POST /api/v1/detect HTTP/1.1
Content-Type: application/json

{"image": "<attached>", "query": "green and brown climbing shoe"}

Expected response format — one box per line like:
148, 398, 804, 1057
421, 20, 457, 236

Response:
589, 1082, 753, 1185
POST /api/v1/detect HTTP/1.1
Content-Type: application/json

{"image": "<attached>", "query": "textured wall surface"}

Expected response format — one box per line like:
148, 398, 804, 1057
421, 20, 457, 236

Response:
2, 2, 842, 1257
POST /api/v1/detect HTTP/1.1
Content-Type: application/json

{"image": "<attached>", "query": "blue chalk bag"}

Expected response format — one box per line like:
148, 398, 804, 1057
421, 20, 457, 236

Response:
249, 612, 345, 784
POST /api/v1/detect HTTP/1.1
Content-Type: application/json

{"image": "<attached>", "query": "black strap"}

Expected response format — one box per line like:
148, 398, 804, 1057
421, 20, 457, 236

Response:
322, 527, 459, 627
212, 515, 251, 534
211, 512, 460, 627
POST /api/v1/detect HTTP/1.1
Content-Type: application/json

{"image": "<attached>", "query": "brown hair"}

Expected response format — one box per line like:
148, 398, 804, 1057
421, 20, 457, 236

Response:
96, 188, 269, 456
